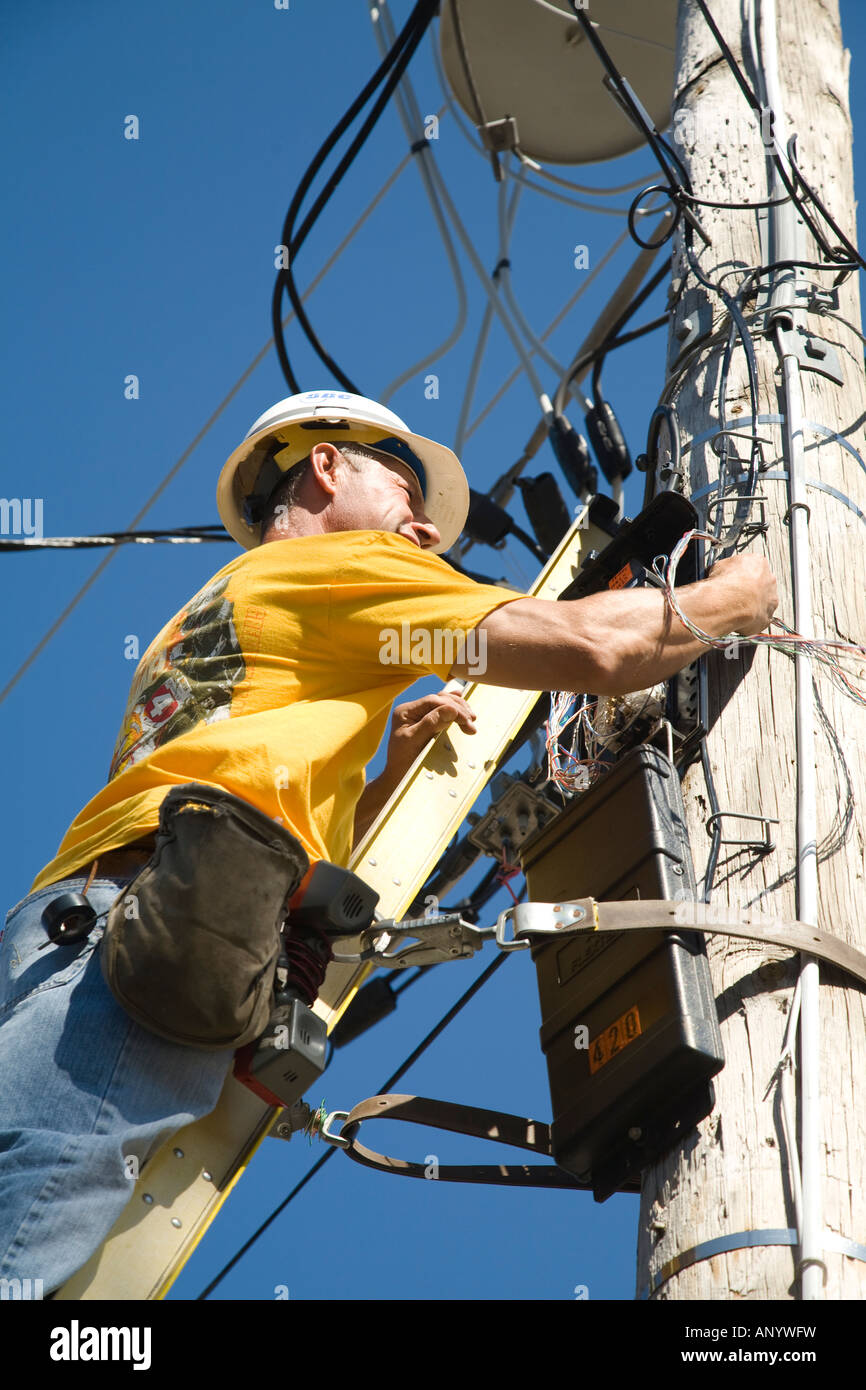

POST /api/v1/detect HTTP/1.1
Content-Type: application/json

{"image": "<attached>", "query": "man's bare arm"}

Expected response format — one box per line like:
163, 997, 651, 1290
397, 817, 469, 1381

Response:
449, 554, 778, 696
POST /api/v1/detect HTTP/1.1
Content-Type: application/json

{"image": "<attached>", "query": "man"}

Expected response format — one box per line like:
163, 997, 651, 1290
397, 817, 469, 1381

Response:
0, 391, 778, 1292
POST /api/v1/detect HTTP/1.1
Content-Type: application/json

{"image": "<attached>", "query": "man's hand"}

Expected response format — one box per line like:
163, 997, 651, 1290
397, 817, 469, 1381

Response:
353, 691, 477, 843
452, 548, 781, 697
384, 691, 477, 782
703, 553, 779, 635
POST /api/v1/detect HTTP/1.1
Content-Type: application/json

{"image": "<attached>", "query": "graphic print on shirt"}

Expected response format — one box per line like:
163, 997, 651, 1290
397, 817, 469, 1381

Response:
108, 575, 246, 779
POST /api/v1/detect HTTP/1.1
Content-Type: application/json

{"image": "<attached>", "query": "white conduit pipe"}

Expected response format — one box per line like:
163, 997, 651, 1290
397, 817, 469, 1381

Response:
762, 0, 824, 1300
777, 330, 823, 1301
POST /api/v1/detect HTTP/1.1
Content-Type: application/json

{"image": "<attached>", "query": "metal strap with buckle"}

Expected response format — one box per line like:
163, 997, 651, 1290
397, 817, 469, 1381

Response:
320, 1093, 606, 1189
496, 898, 866, 988
331, 898, 866, 988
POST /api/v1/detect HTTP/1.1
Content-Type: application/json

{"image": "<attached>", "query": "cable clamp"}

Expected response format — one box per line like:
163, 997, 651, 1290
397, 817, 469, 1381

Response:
782, 500, 811, 526
705, 811, 779, 853
774, 324, 845, 385
705, 493, 769, 537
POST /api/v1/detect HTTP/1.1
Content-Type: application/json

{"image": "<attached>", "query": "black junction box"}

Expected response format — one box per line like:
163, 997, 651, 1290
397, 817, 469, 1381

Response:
519, 745, 724, 1201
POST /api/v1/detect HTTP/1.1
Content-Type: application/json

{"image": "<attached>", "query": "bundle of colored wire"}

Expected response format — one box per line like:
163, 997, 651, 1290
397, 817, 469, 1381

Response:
659, 529, 866, 705
495, 848, 523, 906
545, 682, 667, 793
545, 691, 596, 792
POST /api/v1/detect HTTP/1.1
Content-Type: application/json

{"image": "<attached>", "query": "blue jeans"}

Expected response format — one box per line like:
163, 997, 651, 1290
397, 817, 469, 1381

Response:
0, 874, 235, 1294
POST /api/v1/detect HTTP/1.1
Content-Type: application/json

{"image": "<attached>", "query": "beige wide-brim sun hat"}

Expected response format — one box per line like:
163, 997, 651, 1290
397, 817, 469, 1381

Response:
217, 390, 470, 554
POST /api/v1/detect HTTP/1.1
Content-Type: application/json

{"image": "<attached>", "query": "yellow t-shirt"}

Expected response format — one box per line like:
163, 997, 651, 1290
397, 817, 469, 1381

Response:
31, 530, 521, 891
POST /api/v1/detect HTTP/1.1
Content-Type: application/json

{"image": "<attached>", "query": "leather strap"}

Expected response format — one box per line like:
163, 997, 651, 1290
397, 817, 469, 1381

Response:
581, 899, 866, 989
336, 900, 866, 1189
338, 1093, 611, 1189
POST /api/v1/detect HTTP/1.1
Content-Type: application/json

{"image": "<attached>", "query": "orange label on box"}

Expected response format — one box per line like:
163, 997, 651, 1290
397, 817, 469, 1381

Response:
608, 562, 633, 590
588, 1005, 642, 1074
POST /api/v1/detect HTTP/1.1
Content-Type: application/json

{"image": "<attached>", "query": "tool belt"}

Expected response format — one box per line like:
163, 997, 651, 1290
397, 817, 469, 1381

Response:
99, 782, 309, 1050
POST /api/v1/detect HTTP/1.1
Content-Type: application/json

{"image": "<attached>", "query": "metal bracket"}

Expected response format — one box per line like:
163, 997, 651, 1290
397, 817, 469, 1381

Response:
268, 1101, 313, 1143
495, 900, 595, 952
707, 430, 773, 470
806, 284, 840, 316
467, 771, 560, 862
319, 1111, 351, 1149
479, 115, 520, 155
776, 325, 844, 385
704, 493, 769, 538
667, 286, 713, 374
705, 811, 779, 853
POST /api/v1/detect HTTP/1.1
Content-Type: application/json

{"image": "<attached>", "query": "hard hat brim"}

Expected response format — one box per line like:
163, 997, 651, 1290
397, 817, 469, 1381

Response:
217, 417, 469, 554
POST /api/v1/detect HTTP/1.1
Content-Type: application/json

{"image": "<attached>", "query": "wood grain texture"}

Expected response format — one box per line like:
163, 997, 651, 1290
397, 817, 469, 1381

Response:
636, 0, 866, 1300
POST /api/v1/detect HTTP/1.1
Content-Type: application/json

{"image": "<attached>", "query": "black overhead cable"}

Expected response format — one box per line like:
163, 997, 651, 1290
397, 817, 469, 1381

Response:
448, 0, 501, 182
551, 258, 671, 417
569, 0, 860, 283
272, 0, 439, 394
568, 4, 681, 195
0, 140, 423, 705
0, 525, 232, 552
588, 317, 669, 396
691, 0, 863, 274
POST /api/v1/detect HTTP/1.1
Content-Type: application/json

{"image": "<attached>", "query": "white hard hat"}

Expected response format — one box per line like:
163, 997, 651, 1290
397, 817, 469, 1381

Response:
217, 390, 470, 554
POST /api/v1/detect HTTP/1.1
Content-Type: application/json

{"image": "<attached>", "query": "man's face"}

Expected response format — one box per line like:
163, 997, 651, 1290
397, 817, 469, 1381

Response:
331, 450, 441, 550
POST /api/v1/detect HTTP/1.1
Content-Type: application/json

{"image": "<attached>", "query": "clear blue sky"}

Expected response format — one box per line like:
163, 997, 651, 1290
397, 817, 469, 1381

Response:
3, 0, 864, 1302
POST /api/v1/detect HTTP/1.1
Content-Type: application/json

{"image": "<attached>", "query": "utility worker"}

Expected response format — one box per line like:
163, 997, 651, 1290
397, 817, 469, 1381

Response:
0, 391, 778, 1293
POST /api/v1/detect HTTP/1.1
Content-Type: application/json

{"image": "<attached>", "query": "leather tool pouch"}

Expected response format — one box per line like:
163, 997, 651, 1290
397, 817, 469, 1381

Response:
100, 782, 309, 1050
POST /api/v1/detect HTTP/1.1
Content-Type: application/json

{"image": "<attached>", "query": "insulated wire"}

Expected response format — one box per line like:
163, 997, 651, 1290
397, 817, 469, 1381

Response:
456, 227, 663, 560
575, 256, 672, 413
397, 125, 554, 410
529, 0, 676, 54
0, 136, 425, 709
659, 529, 866, 705
497, 158, 572, 384
454, 180, 522, 458
429, 29, 655, 208
692, 0, 863, 272
369, 2, 468, 405
464, 226, 633, 447
273, 0, 439, 391
196, 948, 511, 1299
0, 527, 232, 551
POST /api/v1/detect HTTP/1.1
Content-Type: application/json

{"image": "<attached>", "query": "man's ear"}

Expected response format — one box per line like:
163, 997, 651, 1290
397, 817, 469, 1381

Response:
308, 442, 343, 497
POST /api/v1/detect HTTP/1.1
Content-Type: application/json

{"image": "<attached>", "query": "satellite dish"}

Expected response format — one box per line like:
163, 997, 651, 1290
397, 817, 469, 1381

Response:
439, 0, 677, 166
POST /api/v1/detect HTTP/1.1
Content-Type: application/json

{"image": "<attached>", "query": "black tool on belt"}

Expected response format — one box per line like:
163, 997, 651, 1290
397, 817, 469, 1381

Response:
234, 861, 379, 1107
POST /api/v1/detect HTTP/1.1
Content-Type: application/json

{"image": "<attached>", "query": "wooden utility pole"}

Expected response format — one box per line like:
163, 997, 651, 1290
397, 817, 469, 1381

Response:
637, 0, 866, 1299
